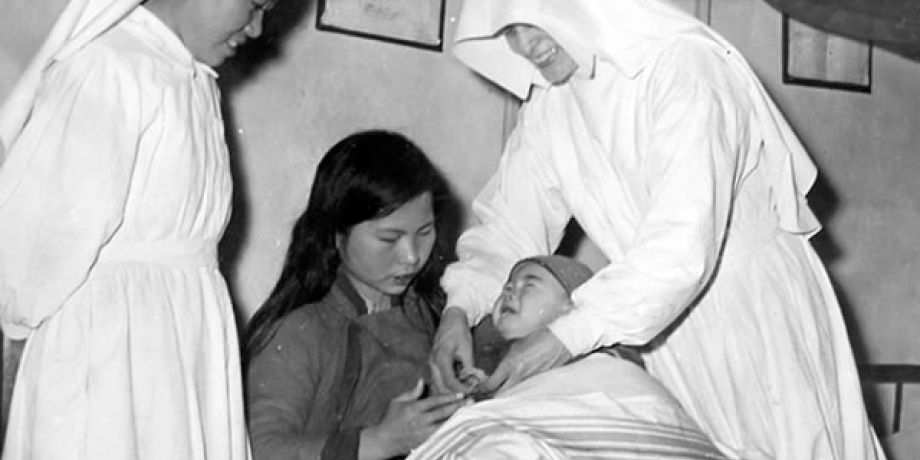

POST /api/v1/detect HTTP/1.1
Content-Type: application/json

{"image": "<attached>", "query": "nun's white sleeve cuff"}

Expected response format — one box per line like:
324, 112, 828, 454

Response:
0, 285, 31, 340
444, 289, 489, 327
548, 307, 613, 357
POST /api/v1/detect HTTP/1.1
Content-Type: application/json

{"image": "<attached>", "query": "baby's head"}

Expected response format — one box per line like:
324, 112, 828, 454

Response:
491, 255, 593, 340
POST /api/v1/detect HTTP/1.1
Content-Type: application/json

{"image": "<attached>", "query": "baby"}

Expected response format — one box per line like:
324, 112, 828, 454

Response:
492, 254, 592, 340
461, 254, 642, 390
412, 255, 730, 459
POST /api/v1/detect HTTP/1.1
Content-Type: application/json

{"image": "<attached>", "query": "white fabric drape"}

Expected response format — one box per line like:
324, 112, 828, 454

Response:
0, 0, 139, 159
409, 355, 729, 459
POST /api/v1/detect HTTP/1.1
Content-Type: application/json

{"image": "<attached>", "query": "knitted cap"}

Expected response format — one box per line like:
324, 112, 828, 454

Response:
510, 255, 594, 296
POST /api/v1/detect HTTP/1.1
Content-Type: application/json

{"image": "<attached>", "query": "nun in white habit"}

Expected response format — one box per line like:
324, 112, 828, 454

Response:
430, 0, 886, 458
0, 0, 268, 457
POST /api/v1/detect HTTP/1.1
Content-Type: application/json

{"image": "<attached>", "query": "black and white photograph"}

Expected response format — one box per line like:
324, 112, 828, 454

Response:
0, 0, 918, 459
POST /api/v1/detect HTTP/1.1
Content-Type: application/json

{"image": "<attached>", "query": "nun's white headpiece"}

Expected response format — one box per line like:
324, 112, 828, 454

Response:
452, 0, 704, 99
451, 0, 821, 236
0, 0, 142, 155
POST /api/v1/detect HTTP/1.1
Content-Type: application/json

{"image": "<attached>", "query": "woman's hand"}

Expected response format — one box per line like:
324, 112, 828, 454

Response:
360, 380, 468, 459
477, 327, 571, 395
428, 307, 474, 394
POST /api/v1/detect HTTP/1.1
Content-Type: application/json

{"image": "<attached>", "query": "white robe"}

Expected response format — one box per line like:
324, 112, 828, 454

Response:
0, 7, 249, 459
442, 0, 884, 458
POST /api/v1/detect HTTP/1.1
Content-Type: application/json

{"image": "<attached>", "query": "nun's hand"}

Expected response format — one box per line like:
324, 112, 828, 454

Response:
478, 328, 571, 395
428, 307, 474, 395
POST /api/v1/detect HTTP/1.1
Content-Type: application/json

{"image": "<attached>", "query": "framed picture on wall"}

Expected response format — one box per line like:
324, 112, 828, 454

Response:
316, 0, 447, 52
669, 0, 711, 23
782, 15, 872, 93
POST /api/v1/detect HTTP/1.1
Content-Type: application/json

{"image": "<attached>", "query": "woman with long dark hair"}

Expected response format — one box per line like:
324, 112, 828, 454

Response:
245, 130, 467, 460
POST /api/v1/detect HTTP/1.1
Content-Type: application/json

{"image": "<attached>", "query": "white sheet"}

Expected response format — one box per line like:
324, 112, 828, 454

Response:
409, 354, 730, 459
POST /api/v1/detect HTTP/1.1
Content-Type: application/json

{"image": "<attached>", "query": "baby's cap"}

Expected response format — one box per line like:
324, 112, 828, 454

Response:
510, 255, 594, 296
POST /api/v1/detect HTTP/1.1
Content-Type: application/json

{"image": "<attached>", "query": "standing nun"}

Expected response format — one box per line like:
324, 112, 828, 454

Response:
0, 0, 271, 457
428, 0, 885, 458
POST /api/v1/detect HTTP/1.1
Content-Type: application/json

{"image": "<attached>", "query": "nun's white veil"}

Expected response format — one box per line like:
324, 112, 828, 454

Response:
452, 0, 820, 235
0, 0, 142, 161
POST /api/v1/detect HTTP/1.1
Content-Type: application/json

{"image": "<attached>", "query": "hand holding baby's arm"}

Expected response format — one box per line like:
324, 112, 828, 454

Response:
429, 307, 474, 394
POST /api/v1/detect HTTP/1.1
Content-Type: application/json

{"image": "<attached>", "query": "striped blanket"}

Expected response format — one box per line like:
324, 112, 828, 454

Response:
408, 355, 730, 460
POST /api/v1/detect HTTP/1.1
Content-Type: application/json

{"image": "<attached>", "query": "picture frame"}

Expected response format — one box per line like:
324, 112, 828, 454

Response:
782, 15, 872, 93
316, 0, 447, 52
669, 0, 711, 23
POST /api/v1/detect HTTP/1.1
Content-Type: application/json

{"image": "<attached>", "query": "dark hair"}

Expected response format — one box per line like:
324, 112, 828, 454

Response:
244, 130, 452, 357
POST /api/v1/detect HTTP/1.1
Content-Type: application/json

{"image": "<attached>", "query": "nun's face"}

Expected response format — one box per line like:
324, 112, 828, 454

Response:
152, 0, 276, 67
504, 24, 578, 85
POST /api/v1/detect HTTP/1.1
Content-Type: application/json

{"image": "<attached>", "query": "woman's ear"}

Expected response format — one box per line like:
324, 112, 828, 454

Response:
334, 232, 344, 253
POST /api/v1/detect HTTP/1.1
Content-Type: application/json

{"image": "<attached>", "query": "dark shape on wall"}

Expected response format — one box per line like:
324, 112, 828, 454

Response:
782, 14, 872, 93
316, 0, 447, 52
764, 0, 920, 61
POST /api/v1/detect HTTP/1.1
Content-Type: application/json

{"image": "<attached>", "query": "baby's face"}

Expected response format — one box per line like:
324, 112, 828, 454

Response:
491, 262, 573, 340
